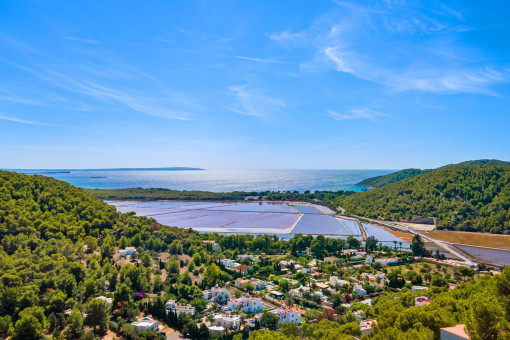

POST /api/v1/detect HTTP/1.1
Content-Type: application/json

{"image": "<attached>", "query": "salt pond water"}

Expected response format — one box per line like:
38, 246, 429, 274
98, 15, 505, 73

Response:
109, 200, 362, 236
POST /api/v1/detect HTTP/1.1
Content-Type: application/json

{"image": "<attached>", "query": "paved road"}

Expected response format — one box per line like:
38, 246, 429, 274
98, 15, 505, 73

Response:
339, 212, 477, 267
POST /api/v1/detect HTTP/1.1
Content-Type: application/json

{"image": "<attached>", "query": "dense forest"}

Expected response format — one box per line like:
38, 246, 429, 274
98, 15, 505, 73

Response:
357, 169, 432, 188
357, 160, 509, 189
337, 163, 510, 233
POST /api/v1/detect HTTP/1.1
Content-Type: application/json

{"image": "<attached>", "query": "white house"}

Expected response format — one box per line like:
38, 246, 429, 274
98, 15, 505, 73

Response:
360, 319, 377, 336
300, 267, 314, 274
280, 260, 295, 268
132, 317, 158, 331
203, 240, 219, 251
290, 287, 310, 298
213, 314, 241, 330
202, 284, 230, 302
365, 255, 374, 265
119, 247, 137, 258
235, 278, 265, 290
330, 276, 349, 287
270, 305, 301, 324
227, 294, 263, 314
354, 284, 367, 295
412, 285, 428, 292
165, 300, 196, 316
208, 326, 225, 335
95, 296, 113, 309
220, 259, 240, 269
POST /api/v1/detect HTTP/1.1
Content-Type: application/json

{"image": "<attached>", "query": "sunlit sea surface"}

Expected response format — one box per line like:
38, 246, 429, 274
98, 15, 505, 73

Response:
12, 169, 394, 192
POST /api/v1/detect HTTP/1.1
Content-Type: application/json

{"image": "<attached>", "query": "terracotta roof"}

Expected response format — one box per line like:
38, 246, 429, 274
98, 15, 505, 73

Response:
441, 325, 469, 339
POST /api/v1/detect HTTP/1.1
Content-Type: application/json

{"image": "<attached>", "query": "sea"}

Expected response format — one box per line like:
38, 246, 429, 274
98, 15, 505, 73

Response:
12, 168, 395, 192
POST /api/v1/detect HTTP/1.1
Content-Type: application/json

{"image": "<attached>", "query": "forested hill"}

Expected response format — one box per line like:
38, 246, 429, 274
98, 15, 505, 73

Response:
0, 170, 203, 338
357, 168, 432, 188
338, 163, 510, 233
357, 159, 510, 189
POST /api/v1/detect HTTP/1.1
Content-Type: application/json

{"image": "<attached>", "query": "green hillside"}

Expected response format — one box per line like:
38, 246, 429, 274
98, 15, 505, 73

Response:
357, 160, 510, 189
339, 163, 510, 233
357, 168, 432, 188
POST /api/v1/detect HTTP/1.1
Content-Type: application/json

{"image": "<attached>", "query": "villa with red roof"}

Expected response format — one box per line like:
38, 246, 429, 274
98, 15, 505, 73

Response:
202, 284, 230, 302
270, 305, 301, 324
227, 293, 263, 314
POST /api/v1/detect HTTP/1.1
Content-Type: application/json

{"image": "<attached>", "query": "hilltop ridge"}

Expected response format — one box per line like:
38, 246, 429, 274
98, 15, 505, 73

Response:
340, 161, 510, 233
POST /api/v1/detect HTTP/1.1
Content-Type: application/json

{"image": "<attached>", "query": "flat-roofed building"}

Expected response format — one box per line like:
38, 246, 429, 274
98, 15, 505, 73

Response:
165, 300, 196, 316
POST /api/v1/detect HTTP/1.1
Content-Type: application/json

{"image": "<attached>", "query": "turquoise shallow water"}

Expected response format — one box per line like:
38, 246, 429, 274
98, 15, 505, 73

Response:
12, 169, 394, 192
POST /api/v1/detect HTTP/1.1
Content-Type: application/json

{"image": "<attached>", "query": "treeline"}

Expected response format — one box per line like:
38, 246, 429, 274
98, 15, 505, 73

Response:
337, 163, 510, 233
86, 187, 354, 204
357, 168, 432, 188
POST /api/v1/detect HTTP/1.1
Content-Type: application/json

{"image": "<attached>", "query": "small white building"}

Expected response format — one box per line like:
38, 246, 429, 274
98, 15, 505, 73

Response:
165, 300, 196, 316
235, 278, 265, 290
270, 305, 301, 324
203, 240, 219, 251
365, 255, 374, 265
220, 259, 241, 269
119, 247, 136, 258
330, 276, 349, 287
300, 267, 314, 274
208, 325, 225, 335
360, 319, 377, 336
94, 296, 113, 309
412, 285, 429, 292
213, 314, 241, 330
202, 284, 230, 302
132, 317, 158, 331
227, 294, 263, 314
354, 284, 367, 295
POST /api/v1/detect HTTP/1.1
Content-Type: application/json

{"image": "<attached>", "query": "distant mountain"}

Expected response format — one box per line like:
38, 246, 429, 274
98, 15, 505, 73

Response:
357, 168, 432, 188
339, 161, 510, 233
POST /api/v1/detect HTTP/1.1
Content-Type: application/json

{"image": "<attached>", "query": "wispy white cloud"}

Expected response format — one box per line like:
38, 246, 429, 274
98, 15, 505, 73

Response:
229, 85, 287, 118
281, 1, 509, 94
76, 81, 191, 120
234, 56, 292, 64
62, 36, 100, 44
0, 114, 60, 126
266, 30, 306, 47
327, 108, 388, 121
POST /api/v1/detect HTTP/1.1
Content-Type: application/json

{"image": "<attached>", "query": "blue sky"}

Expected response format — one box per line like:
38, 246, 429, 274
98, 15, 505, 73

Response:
0, 0, 509, 169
